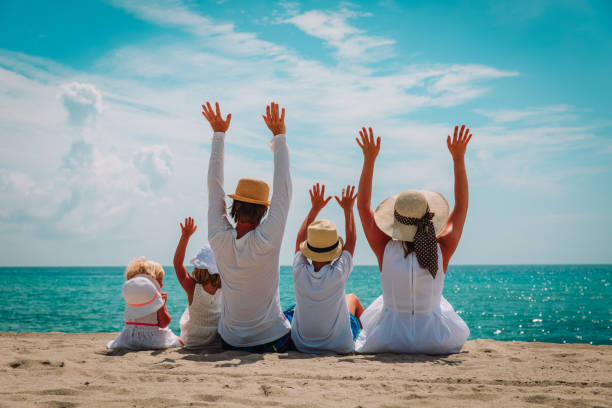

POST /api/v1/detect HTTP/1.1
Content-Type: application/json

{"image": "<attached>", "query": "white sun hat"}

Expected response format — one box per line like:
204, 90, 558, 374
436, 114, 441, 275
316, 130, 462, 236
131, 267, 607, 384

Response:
122, 274, 164, 321
189, 244, 219, 275
374, 190, 450, 242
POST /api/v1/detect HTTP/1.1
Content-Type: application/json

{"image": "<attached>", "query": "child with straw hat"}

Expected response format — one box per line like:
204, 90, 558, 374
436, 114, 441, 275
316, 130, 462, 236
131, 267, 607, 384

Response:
288, 183, 364, 354
202, 101, 293, 352
353, 125, 472, 354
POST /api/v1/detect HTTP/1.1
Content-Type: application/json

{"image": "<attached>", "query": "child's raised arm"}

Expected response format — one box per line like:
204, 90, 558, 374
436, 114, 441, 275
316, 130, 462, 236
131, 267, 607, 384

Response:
173, 217, 197, 295
356, 127, 390, 270
295, 183, 331, 253
438, 125, 472, 272
335, 185, 357, 256
157, 292, 171, 328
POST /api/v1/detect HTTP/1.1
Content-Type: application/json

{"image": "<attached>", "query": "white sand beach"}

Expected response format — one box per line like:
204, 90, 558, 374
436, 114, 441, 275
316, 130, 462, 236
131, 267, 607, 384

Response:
1, 332, 610, 407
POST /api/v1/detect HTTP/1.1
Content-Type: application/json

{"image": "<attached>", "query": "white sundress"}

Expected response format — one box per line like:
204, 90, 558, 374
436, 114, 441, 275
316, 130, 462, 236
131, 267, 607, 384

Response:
179, 284, 222, 348
107, 311, 182, 350
355, 240, 469, 354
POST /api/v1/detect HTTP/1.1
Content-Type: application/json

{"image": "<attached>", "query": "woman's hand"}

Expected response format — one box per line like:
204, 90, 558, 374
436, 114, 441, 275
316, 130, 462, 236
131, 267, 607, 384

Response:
262, 102, 286, 136
356, 126, 381, 163
309, 182, 331, 213
335, 185, 357, 212
447, 124, 472, 160
202, 101, 231, 132
180, 217, 197, 238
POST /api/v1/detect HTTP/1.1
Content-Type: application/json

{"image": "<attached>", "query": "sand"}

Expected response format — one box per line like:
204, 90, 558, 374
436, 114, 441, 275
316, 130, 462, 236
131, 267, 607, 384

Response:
0, 333, 610, 408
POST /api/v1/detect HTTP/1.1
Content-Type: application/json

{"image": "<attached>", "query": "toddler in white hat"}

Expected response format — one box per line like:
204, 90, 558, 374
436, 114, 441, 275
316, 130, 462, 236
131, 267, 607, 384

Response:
107, 257, 182, 350
173, 217, 222, 348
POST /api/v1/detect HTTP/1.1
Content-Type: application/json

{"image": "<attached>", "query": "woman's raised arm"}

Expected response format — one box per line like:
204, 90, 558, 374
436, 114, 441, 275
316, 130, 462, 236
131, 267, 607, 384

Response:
356, 127, 390, 271
438, 125, 472, 272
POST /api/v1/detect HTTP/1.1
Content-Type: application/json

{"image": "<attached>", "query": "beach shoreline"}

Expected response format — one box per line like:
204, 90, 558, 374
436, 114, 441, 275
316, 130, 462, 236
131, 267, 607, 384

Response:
1, 332, 610, 407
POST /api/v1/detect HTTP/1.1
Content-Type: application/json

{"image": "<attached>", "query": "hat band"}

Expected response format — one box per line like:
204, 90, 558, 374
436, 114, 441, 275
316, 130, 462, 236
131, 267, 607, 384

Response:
306, 240, 339, 253
125, 322, 159, 327
126, 292, 160, 307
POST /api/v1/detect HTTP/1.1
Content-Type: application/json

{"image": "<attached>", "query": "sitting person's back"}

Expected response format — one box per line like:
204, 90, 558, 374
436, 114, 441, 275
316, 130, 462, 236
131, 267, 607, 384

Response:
290, 184, 363, 354
204, 101, 292, 351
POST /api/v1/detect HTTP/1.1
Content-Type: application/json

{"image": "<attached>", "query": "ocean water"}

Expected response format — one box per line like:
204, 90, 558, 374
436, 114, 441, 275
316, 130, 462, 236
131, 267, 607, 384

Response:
1, 265, 610, 345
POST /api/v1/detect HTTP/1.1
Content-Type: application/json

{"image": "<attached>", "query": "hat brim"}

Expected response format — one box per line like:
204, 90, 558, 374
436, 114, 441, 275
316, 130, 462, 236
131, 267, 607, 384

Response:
228, 194, 270, 207
300, 236, 344, 262
374, 190, 449, 241
124, 293, 164, 320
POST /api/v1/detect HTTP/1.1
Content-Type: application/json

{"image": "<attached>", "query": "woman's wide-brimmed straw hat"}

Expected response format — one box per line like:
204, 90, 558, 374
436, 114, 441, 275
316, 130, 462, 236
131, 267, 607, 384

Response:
300, 219, 344, 262
228, 178, 270, 206
123, 274, 164, 320
374, 190, 449, 242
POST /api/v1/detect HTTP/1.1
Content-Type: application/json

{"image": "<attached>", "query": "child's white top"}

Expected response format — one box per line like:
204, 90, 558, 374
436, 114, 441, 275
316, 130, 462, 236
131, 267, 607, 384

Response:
291, 250, 354, 354
207, 132, 292, 347
179, 284, 222, 348
355, 241, 469, 354
107, 313, 182, 350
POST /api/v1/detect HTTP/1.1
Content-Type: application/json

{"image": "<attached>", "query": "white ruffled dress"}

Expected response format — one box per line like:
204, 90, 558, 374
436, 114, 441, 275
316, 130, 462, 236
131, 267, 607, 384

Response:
179, 284, 222, 348
107, 312, 182, 350
355, 241, 469, 354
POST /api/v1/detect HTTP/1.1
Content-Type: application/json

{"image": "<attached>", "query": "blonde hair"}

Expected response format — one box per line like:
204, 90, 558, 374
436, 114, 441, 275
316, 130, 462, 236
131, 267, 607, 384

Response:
125, 257, 165, 281
192, 268, 222, 289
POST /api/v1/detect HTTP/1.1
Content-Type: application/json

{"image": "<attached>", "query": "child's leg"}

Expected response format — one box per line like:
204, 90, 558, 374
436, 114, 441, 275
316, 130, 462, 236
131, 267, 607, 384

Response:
345, 293, 365, 328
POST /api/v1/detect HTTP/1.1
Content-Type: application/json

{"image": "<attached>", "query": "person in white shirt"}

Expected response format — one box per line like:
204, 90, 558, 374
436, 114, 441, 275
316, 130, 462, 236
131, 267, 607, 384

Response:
289, 183, 364, 354
202, 101, 293, 352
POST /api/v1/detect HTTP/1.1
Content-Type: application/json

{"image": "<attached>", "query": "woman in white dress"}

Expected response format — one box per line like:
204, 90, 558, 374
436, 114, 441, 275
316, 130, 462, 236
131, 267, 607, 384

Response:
353, 125, 472, 354
173, 217, 222, 348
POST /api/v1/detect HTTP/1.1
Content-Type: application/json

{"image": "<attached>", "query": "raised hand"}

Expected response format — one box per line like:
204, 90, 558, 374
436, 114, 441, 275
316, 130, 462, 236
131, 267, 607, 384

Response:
356, 127, 381, 162
180, 217, 197, 238
202, 101, 231, 133
262, 102, 286, 136
447, 124, 472, 160
335, 185, 357, 212
309, 182, 332, 213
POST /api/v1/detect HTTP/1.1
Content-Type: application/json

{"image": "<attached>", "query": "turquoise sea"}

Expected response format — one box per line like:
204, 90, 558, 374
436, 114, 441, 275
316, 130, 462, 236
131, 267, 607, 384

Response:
1, 265, 611, 345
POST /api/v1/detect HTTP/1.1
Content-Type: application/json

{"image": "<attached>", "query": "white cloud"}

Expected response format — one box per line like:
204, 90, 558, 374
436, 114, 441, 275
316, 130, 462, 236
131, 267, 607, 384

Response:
133, 145, 174, 190
284, 8, 395, 61
474, 105, 575, 124
59, 82, 103, 126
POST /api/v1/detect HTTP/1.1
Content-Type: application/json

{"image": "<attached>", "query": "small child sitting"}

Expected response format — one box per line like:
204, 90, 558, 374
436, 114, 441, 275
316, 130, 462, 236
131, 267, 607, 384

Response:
107, 257, 182, 350
290, 183, 364, 354
173, 217, 222, 348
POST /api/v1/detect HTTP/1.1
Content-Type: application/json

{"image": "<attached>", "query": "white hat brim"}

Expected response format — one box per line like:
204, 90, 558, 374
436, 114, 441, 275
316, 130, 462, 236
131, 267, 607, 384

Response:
374, 190, 449, 241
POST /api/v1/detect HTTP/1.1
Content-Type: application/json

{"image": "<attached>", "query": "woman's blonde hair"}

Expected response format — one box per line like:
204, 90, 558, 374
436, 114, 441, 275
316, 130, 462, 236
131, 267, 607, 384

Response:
192, 268, 222, 289
125, 257, 165, 281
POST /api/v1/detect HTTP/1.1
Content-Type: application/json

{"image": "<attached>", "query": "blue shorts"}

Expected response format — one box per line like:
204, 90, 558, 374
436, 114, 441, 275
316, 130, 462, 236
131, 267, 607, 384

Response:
283, 304, 361, 341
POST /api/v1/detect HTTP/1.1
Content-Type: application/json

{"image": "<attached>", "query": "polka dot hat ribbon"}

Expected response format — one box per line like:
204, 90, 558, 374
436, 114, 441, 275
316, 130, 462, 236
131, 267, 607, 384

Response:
394, 208, 438, 278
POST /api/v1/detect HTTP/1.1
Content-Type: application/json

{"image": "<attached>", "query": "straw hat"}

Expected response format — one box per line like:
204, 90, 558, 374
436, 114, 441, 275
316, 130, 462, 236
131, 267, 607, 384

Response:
228, 178, 270, 206
123, 274, 164, 320
189, 244, 219, 275
374, 190, 449, 242
299, 219, 344, 262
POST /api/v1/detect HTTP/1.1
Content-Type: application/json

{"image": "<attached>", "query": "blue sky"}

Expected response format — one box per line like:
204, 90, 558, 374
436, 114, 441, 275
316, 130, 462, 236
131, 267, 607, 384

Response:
0, 0, 611, 266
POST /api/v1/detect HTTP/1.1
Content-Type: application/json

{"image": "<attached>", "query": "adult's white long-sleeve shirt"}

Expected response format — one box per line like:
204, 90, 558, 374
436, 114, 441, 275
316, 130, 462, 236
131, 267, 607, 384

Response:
207, 131, 292, 347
